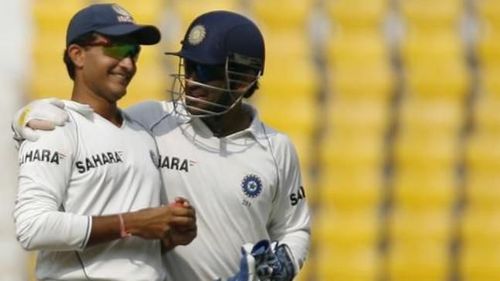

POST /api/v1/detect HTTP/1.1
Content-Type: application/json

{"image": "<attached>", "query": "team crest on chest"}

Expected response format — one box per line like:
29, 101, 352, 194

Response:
241, 174, 263, 198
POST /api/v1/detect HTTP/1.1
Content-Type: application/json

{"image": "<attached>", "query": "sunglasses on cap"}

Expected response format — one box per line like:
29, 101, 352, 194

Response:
184, 60, 226, 83
85, 40, 141, 61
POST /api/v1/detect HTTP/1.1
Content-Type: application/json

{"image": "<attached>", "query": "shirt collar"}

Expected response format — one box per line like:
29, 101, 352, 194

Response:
63, 100, 94, 118
63, 100, 131, 123
239, 103, 268, 148
187, 103, 268, 148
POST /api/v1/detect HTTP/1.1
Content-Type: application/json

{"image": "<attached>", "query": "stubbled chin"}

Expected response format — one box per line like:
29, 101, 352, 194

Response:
107, 84, 127, 101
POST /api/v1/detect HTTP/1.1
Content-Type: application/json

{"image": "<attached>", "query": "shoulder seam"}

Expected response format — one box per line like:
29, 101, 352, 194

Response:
261, 122, 280, 202
150, 111, 174, 131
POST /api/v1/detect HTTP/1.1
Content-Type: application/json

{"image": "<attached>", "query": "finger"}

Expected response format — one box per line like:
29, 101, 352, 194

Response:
174, 223, 197, 233
256, 266, 273, 278
170, 213, 196, 223
169, 216, 196, 227
27, 99, 69, 126
163, 228, 172, 239
20, 127, 40, 142
170, 205, 196, 216
187, 227, 197, 236
173, 197, 191, 207
30, 109, 69, 126
28, 119, 56, 130
171, 226, 197, 238
169, 201, 185, 208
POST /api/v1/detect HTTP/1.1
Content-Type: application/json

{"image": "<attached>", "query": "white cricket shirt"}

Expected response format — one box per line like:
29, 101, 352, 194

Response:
15, 101, 165, 281
127, 101, 311, 281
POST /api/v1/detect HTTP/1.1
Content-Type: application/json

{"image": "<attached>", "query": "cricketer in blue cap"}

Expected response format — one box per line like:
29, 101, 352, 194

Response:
66, 3, 160, 46
63, 3, 161, 80
12, 2, 199, 281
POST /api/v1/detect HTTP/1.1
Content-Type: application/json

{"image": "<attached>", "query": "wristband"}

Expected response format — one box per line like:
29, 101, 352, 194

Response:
118, 213, 131, 238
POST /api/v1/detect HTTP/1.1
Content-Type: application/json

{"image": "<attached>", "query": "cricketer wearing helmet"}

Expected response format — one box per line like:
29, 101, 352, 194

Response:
13, 10, 311, 281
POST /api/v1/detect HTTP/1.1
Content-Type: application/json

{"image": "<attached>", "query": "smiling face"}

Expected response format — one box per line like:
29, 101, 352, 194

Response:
69, 34, 140, 103
180, 59, 255, 117
183, 60, 231, 115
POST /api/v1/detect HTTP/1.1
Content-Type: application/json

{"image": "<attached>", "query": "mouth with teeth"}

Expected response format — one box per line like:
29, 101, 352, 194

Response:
110, 72, 131, 85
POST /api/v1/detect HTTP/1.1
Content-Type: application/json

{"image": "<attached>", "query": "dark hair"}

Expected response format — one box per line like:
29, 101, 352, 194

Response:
63, 33, 97, 80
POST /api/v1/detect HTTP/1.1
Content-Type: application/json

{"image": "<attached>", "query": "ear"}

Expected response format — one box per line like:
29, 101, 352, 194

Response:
67, 44, 85, 69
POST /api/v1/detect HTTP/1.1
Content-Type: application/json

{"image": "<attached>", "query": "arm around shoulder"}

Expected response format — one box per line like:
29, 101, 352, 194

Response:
11, 98, 69, 143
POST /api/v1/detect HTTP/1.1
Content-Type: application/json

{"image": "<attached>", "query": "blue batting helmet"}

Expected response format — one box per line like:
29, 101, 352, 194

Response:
167, 10, 265, 74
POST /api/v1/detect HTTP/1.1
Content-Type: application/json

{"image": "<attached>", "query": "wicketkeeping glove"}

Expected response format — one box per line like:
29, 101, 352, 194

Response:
253, 241, 298, 281
218, 240, 298, 281
216, 241, 268, 281
12, 98, 68, 142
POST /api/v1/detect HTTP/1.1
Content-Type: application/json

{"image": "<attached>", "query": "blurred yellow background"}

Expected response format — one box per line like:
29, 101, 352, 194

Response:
4, 0, 500, 280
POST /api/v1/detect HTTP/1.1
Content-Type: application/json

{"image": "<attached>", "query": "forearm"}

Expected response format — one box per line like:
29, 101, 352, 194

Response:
89, 208, 181, 247
16, 182, 196, 251
86, 214, 124, 247
15, 202, 147, 250
92, 203, 197, 248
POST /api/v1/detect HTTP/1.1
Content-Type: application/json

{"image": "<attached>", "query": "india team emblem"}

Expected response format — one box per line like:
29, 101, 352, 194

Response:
188, 25, 206, 45
112, 4, 134, 23
241, 174, 263, 198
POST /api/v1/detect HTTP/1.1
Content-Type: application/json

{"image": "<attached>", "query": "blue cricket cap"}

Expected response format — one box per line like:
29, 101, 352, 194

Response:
166, 10, 265, 73
66, 3, 161, 46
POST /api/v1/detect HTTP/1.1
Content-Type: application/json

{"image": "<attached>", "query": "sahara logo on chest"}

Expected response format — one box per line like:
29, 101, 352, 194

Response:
157, 155, 195, 172
75, 151, 124, 173
19, 149, 65, 165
